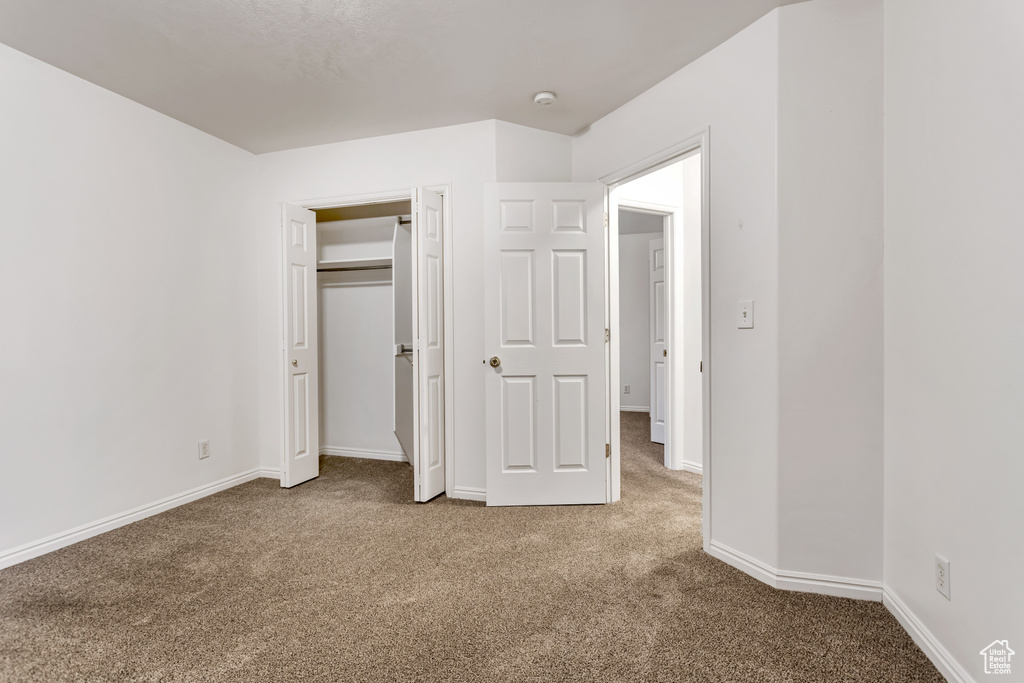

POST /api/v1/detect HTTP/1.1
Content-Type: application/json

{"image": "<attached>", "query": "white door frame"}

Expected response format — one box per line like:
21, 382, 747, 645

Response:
279, 185, 457, 497
600, 129, 712, 548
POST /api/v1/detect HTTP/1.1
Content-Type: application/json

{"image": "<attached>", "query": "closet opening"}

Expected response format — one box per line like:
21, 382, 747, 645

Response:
280, 188, 450, 503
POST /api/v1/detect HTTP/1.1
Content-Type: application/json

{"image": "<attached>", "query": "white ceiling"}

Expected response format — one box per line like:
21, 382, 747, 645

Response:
0, 0, 802, 154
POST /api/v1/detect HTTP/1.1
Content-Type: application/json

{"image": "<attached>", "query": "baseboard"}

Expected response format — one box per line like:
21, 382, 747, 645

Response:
677, 461, 703, 475
449, 486, 486, 502
0, 468, 265, 570
256, 467, 281, 480
706, 540, 883, 601
620, 405, 650, 413
775, 568, 882, 601
883, 587, 972, 683
706, 540, 779, 587
320, 446, 408, 463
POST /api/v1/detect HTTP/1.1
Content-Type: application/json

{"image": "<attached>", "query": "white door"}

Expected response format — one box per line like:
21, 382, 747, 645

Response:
281, 204, 320, 487
412, 188, 445, 502
484, 183, 607, 506
649, 237, 666, 444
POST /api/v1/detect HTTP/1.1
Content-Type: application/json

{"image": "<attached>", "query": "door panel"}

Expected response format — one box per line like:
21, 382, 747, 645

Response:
282, 204, 320, 487
650, 237, 666, 444
484, 183, 607, 506
413, 188, 445, 502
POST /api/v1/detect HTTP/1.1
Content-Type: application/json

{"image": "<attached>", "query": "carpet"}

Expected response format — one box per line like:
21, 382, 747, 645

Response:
0, 412, 942, 681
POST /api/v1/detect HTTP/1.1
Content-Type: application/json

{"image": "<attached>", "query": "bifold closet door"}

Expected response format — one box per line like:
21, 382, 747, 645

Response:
412, 187, 445, 502
393, 219, 414, 459
281, 203, 320, 488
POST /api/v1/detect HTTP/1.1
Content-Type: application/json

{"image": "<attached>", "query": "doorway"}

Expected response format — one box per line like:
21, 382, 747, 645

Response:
279, 187, 452, 503
616, 207, 670, 449
603, 132, 710, 543
612, 155, 703, 474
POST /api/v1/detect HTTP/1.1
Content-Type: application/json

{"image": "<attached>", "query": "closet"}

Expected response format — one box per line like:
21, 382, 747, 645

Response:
315, 200, 415, 467
281, 187, 445, 501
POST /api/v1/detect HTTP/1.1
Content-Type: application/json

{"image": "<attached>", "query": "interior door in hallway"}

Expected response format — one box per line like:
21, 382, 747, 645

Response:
483, 183, 607, 506
281, 203, 320, 488
412, 187, 445, 502
649, 236, 666, 444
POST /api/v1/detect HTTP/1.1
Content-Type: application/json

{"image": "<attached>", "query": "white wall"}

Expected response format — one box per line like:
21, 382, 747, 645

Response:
319, 269, 404, 459
884, 0, 1024, 678
0, 43, 260, 559
575, 0, 885, 590
618, 229, 659, 411
776, 0, 884, 582
574, 12, 781, 567
495, 120, 573, 182
318, 217, 396, 262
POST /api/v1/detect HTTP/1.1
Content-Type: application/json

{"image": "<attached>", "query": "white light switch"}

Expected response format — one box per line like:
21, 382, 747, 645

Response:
738, 300, 754, 329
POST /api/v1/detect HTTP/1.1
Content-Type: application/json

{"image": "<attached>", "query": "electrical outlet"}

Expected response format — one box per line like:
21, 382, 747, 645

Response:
935, 554, 950, 600
198, 440, 210, 460
624, 384, 630, 394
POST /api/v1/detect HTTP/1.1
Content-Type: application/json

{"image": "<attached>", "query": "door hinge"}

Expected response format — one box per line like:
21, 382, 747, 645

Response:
700, 360, 703, 372
606, 443, 611, 458
605, 328, 610, 343
604, 213, 609, 228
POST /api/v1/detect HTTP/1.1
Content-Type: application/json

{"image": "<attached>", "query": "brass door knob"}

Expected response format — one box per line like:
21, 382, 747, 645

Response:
489, 356, 501, 368
292, 359, 298, 367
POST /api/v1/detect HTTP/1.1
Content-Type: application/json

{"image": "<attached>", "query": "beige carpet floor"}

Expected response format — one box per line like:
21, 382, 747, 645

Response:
0, 412, 941, 682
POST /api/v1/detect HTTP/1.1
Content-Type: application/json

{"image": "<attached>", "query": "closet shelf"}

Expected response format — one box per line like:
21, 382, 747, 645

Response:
317, 257, 392, 272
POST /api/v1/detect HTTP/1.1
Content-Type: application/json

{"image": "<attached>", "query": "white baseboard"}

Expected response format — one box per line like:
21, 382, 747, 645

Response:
0, 468, 265, 570
706, 540, 883, 601
706, 540, 779, 587
883, 587, 972, 683
320, 446, 408, 463
668, 461, 703, 475
257, 467, 281, 480
707, 541, 971, 680
775, 567, 882, 601
449, 486, 486, 502
620, 405, 650, 413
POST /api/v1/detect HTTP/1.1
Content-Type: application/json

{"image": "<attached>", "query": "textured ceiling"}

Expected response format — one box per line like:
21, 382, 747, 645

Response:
0, 0, 803, 153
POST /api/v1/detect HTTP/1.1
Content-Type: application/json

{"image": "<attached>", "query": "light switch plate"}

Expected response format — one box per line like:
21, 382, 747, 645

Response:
738, 300, 754, 329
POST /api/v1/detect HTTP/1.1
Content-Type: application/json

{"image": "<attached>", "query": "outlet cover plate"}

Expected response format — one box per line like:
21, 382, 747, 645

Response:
935, 554, 950, 600
198, 440, 210, 460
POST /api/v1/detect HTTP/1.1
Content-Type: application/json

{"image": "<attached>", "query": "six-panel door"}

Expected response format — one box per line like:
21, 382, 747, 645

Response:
484, 183, 607, 506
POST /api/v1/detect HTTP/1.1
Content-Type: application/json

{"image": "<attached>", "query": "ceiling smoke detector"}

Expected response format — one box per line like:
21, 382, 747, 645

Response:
533, 91, 557, 106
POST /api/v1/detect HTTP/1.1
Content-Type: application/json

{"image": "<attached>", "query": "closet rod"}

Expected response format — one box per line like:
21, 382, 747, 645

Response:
398, 218, 412, 225
316, 264, 393, 273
